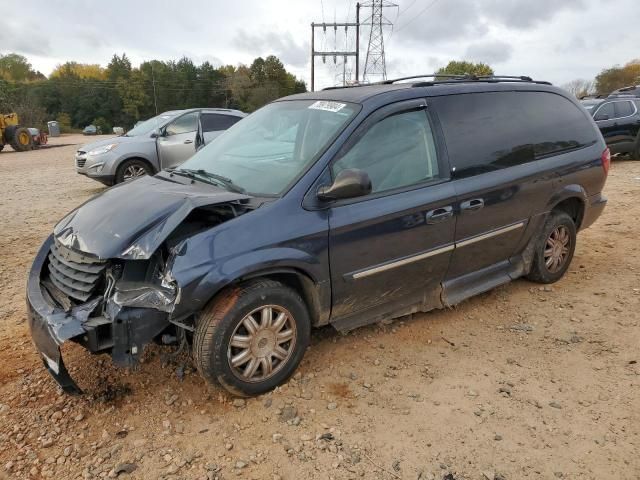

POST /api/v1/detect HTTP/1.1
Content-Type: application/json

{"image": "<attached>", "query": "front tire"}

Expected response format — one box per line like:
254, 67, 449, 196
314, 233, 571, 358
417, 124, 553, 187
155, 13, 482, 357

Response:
193, 279, 311, 397
115, 159, 152, 183
526, 211, 576, 284
10, 126, 33, 152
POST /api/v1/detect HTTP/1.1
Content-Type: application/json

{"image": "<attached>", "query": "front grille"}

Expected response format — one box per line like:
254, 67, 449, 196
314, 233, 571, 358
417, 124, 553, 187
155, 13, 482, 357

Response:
76, 151, 86, 168
47, 241, 107, 302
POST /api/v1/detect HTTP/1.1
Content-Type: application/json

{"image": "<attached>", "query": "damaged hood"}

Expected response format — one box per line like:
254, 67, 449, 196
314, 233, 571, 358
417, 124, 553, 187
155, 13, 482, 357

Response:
54, 175, 250, 260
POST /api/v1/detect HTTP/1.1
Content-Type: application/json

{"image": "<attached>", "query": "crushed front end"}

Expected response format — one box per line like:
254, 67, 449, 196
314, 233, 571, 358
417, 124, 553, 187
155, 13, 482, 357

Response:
27, 235, 177, 394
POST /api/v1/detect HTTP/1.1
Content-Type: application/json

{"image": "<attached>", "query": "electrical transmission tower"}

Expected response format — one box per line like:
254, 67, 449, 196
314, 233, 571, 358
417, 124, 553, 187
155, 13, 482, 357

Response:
361, 0, 397, 83
310, 15, 360, 91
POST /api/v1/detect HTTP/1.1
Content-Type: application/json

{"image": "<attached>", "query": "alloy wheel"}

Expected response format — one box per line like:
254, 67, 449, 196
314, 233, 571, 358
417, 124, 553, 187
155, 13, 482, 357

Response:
544, 225, 571, 273
123, 165, 147, 180
227, 305, 297, 383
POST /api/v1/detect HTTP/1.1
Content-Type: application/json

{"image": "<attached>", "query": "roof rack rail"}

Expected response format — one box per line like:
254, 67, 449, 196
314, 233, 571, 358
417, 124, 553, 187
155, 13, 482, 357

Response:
381, 74, 541, 84
379, 74, 467, 84
321, 74, 551, 91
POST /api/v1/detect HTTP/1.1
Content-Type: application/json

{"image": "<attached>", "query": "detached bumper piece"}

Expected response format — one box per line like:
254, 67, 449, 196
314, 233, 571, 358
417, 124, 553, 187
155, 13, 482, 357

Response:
27, 235, 174, 394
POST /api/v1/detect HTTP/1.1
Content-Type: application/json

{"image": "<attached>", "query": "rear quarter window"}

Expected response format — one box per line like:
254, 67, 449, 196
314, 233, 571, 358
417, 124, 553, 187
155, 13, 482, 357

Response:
434, 91, 599, 178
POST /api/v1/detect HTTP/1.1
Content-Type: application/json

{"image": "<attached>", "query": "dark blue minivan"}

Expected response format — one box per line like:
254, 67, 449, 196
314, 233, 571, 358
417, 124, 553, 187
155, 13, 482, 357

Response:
27, 75, 609, 396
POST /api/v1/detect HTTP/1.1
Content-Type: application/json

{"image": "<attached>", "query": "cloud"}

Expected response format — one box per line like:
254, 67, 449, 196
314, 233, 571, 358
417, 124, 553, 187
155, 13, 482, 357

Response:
235, 30, 309, 68
481, 0, 586, 29
465, 40, 513, 64
392, 0, 488, 46
0, 21, 51, 56
392, 0, 586, 47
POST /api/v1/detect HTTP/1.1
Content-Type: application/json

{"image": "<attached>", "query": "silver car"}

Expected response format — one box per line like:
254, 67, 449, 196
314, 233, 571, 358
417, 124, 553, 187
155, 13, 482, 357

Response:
75, 108, 246, 185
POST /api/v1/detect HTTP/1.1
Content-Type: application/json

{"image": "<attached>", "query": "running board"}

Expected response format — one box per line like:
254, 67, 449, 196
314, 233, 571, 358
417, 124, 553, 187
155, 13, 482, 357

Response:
441, 258, 525, 307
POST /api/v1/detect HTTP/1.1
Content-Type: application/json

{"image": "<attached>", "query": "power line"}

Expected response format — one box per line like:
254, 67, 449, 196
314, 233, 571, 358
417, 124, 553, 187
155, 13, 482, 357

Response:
394, 0, 440, 33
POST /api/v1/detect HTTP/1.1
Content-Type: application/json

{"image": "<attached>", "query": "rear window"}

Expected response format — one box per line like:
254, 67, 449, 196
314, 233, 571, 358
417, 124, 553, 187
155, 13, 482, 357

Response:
434, 91, 599, 178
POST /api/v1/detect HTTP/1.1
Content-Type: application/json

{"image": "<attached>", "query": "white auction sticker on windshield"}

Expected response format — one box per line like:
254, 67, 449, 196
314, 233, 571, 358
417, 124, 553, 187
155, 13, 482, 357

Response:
308, 101, 346, 112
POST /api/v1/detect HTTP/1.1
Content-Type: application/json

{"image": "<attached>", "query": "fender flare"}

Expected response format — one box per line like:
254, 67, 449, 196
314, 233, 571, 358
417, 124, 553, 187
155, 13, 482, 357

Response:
171, 247, 330, 326
544, 183, 587, 228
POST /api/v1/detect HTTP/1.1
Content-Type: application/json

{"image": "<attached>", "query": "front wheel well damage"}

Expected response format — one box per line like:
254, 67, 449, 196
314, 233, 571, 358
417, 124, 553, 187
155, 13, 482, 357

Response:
199, 269, 322, 328
551, 197, 584, 229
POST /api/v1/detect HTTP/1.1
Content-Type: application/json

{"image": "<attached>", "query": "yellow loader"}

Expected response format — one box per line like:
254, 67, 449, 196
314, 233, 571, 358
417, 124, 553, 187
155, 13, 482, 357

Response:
0, 113, 34, 152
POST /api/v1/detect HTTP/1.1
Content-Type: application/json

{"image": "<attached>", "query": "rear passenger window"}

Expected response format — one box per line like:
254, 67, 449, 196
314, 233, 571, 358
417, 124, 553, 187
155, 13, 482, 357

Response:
435, 92, 599, 178
332, 109, 440, 194
614, 101, 635, 118
201, 113, 241, 132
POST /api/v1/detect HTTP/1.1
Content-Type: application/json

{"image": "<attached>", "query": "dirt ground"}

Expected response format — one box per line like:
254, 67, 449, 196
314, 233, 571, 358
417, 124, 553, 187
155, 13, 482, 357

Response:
0, 135, 639, 480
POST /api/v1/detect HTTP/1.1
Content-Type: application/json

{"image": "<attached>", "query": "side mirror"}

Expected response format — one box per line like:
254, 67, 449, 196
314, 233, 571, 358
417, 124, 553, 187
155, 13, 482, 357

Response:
317, 168, 372, 201
150, 128, 163, 138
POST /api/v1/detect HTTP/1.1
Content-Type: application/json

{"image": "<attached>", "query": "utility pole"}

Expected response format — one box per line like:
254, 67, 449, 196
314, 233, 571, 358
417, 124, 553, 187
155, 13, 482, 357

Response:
361, 0, 396, 83
310, 10, 360, 91
151, 62, 158, 115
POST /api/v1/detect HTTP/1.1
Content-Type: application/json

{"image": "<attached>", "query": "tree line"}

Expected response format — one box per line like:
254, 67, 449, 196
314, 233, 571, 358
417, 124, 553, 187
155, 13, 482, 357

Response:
562, 59, 640, 98
0, 52, 306, 132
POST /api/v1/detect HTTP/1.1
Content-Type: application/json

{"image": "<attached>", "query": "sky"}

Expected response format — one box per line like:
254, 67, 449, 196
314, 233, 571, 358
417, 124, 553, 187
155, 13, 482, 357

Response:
0, 0, 638, 90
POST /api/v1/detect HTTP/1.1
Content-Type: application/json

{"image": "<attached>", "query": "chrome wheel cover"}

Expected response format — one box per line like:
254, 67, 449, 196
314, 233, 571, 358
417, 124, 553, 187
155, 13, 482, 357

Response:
544, 225, 571, 273
227, 305, 297, 383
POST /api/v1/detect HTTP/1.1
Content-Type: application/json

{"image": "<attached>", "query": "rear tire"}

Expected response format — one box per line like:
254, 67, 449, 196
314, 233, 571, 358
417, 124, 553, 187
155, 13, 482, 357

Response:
526, 211, 576, 284
193, 279, 311, 397
10, 126, 33, 152
115, 159, 152, 183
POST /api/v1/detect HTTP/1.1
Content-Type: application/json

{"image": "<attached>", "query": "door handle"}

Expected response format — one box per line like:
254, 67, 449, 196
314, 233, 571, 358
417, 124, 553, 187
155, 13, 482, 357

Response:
183, 139, 194, 144
426, 206, 453, 224
461, 198, 484, 212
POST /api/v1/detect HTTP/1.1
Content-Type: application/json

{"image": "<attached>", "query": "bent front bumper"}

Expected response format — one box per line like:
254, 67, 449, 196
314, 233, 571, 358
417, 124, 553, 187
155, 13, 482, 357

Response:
26, 236, 88, 394
27, 235, 173, 394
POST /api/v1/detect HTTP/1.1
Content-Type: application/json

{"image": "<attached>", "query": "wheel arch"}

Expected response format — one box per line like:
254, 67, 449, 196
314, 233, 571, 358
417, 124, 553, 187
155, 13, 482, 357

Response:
116, 156, 157, 175
550, 196, 585, 230
546, 184, 587, 230
231, 267, 328, 327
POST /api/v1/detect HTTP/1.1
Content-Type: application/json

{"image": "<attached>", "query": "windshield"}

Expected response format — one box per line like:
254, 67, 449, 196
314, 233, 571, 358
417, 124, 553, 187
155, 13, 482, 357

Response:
177, 100, 359, 196
126, 112, 180, 136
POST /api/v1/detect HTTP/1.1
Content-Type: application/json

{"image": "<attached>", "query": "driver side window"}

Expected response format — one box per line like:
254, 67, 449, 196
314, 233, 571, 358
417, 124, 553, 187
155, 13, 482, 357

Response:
594, 102, 614, 121
332, 109, 440, 194
165, 112, 199, 136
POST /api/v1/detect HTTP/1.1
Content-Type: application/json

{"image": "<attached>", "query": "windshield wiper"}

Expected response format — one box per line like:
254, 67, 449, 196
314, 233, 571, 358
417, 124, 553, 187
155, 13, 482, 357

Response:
172, 168, 245, 194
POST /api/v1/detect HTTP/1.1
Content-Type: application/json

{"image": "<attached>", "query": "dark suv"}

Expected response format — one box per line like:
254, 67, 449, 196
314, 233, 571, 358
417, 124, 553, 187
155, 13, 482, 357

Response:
581, 97, 640, 158
27, 75, 609, 396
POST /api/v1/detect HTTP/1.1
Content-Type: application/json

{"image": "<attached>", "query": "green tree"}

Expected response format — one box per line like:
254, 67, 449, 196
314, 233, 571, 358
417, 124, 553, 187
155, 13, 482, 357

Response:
0, 53, 44, 81
595, 59, 640, 94
1, 52, 306, 130
106, 54, 132, 81
51, 62, 106, 80
436, 60, 494, 76
57, 112, 72, 132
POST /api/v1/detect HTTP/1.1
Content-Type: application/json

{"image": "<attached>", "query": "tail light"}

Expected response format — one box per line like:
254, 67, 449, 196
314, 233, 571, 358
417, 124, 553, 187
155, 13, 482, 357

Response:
601, 147, 611, 175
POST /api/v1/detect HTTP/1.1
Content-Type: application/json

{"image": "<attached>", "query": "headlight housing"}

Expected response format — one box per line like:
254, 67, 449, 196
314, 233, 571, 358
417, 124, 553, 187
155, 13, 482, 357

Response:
88, 144, 118, 156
